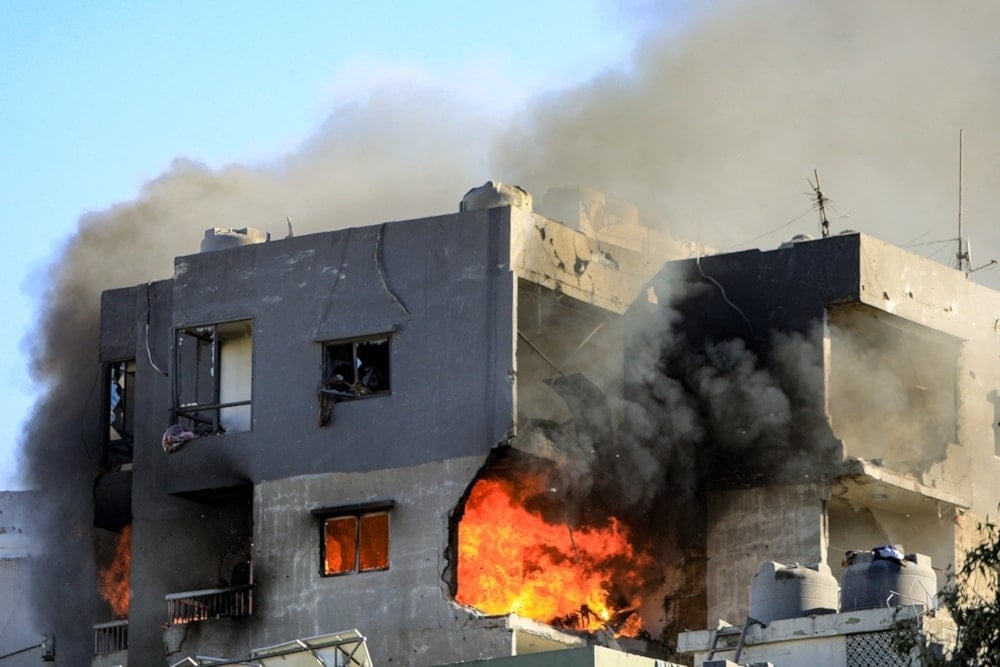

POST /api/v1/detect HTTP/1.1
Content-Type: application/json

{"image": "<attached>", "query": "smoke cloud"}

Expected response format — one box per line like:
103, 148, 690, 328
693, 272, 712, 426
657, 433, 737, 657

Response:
21, 0, 1000, 659
495, 0, 1000, 287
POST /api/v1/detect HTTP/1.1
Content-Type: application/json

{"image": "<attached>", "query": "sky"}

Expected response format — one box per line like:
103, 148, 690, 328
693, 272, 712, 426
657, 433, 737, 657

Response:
1, 1, 689, 489
5, 1, 1000, 491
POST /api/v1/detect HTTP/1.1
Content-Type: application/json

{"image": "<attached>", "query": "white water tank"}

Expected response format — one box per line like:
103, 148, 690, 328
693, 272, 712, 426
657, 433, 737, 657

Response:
201, 227, 270, 253
460, 181, 532, 212
749, 561, 839, 623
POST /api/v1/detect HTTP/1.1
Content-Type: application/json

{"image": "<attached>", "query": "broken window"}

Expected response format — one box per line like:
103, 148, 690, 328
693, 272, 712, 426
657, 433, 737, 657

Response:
174, 319, 252, 435
311, 501, 393, 576
104, 360, 135, 466
318, 335, 391, 426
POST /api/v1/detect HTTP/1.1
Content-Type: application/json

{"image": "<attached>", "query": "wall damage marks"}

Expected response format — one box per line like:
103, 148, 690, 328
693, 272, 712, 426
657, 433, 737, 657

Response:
827, 304, 959, 477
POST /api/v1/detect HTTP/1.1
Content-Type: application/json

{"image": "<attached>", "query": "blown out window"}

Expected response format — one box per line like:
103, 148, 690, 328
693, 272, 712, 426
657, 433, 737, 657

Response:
318, 335, 391, 426
104, 359, 136, 466
174, 319, 253, 435
312, 501, 394, 577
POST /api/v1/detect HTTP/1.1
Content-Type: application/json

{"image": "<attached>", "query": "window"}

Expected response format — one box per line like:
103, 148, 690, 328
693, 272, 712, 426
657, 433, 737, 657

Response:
174, 319, 252, 434
318, 335, 391, 426
311, 501, 394, 576
104, 359, 135, 466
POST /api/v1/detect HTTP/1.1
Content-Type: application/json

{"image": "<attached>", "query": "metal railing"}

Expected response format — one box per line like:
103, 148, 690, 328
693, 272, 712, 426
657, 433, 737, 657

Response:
93, 619, 128, 655
165, 585, 253, 625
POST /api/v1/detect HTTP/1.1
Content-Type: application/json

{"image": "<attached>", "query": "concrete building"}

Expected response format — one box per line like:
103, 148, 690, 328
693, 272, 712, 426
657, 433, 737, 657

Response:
78, 183, 1000, 666
0, 492, 49, 666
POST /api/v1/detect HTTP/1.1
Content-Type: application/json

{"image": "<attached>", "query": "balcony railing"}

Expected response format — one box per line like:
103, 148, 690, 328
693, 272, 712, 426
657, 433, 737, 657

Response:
165, 584, 253, 625
93, 619, 128, 655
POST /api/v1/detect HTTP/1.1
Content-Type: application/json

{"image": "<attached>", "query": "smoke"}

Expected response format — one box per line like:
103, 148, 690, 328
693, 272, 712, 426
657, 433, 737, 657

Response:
21, 87, 493, 663
495, 0, 1000, 287
21, 0, 1000, 658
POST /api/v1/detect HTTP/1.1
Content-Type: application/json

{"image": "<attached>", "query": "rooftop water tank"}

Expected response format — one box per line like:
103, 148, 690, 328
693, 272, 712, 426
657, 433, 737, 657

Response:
750, 561, 839, 624
201, 227, 270, 253
460, 181, 532, 212
840, 550, 936, 612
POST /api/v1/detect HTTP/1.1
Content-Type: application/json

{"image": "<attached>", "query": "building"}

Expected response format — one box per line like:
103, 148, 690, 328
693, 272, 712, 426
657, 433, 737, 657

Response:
0, 492, 49, 666
79, 183, 1000, 666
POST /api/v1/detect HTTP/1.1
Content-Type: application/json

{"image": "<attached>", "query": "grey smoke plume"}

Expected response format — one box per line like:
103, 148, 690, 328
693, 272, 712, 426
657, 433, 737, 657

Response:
495, 0, 1000, 289
22, 89, 492, 664
22, 0, 1000, 659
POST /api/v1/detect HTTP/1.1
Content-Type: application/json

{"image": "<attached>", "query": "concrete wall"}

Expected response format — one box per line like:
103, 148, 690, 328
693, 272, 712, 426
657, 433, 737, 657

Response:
0, 492, 44, 667
98, 210, 523, 665
163, 457, 521, 667
706, 485, 827, 625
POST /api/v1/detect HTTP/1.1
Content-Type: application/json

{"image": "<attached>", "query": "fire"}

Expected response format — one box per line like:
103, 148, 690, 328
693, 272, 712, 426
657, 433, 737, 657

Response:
99, 524, 131, 618
456, 470, 651, 637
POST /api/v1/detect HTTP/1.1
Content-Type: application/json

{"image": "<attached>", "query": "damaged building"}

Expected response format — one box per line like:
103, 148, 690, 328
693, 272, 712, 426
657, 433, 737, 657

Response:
79, 181, 1000, 666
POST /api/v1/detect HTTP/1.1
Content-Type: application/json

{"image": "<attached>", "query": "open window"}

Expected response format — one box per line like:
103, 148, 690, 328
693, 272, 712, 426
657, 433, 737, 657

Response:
311, 501, 394, 576
104, 359, 135, 466
318, 335, 391, 426
175, 319, 253, 435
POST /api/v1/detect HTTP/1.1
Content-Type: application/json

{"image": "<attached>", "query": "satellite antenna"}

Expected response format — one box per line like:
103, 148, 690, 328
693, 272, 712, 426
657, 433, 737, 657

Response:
808, 169, 831, 238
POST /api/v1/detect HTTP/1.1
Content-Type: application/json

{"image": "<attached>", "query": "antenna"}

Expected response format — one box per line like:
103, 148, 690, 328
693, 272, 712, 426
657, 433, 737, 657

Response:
953, 129, 996, 275
807, 169, 831, 238
956, 129, 967, 271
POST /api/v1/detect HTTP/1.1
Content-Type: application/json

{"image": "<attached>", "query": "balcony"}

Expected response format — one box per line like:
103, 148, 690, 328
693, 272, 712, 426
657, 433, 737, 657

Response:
93, 619, 128, 655
165, 584, 253, 625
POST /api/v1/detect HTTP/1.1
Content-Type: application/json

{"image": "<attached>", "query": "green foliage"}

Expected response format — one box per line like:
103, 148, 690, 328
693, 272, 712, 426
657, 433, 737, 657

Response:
895, 518, 1000, 666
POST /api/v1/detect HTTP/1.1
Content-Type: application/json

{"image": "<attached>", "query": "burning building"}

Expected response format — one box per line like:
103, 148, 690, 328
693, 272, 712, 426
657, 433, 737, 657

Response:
65, 182, 1000, 666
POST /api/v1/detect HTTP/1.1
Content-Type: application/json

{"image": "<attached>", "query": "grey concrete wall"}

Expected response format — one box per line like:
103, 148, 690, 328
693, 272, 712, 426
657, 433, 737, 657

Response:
0, 492, 44, 667
98, 210, 521, 664
164, 457, 520, 667
165, 207, 516, 492
706, 484, 827, 625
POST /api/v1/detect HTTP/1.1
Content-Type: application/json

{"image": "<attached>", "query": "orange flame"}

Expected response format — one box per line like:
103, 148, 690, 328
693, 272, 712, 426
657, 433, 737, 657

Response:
456, 471, 650, 636
99, 524, 131, 618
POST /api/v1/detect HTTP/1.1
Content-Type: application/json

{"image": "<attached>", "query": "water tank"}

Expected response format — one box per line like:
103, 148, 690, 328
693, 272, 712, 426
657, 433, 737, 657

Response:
750, 561, 839, 623
460, 181, 532, 212
840, 551, 936, 612
201, 227, 270, 253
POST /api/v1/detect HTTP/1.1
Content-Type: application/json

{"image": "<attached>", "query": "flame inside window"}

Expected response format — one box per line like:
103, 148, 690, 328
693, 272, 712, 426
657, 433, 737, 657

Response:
455, 463, 651, 636
323, 512, 390, 575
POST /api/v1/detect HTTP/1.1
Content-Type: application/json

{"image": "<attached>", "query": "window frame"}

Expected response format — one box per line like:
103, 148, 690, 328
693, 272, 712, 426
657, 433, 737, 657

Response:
173, 318, 254, 435
311, 500, 395, 577
320, 333, 392, 402
103, 358, 136, 466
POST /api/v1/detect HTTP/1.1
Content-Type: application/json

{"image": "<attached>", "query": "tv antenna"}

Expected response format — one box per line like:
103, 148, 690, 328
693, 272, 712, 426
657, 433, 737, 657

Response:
807, 169, 831, 238
955, 129, 996, 274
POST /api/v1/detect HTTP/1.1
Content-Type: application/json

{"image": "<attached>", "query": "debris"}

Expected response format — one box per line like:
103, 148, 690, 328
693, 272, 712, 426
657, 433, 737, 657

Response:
162, 425, 199, 453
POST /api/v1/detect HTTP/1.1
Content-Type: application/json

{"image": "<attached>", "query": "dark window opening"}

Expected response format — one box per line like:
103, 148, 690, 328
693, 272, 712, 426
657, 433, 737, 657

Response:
174, 320, 252, 435
104, 360, 135, 467
312, 501, 393, 576
318, 336, 390, 426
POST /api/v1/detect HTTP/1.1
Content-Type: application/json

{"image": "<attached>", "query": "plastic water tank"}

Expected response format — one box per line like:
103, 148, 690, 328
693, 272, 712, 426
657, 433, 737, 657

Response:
459, 181, 532, 212
201, 227, 270, 253
840, 551, 936, 612
749, 561, 839, 623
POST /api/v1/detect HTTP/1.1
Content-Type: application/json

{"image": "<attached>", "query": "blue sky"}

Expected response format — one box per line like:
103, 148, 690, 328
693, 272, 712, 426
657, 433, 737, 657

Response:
1, 2, 695, 489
